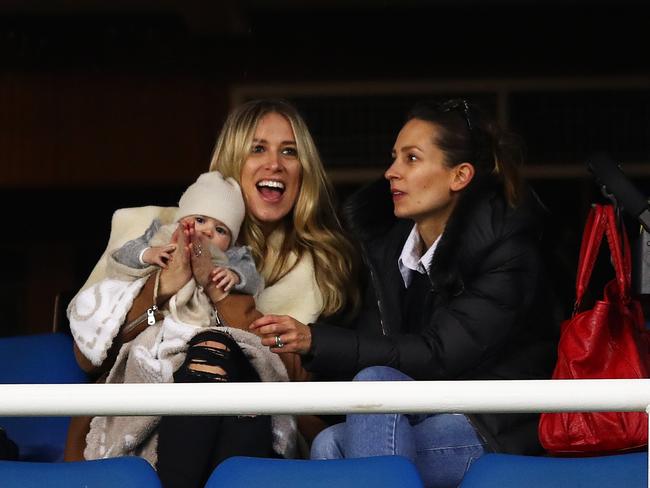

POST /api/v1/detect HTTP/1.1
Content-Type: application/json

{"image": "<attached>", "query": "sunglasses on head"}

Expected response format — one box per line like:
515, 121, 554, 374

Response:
437, 98, 491, 166
437, 98, 475, 135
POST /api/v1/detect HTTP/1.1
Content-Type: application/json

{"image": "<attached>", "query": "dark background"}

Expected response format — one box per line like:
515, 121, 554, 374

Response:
1, 0, 649, 336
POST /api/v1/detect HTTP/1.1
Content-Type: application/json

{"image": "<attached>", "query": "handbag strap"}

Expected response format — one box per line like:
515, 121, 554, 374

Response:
603, 204, 632, 300
574, 205, 607, 308
574, 204, 630, 310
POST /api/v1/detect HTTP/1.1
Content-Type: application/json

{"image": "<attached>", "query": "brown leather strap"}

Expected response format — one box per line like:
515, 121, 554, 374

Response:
122, 272, 162, 341
212, 293, 263, 331
73, 273, 162, 375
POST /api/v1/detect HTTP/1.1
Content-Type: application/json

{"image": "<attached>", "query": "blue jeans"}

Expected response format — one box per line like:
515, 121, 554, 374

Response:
310, 366, 487, 488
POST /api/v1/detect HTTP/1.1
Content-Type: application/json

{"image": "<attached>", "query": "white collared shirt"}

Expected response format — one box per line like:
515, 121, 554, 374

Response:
398, 224, 441, 288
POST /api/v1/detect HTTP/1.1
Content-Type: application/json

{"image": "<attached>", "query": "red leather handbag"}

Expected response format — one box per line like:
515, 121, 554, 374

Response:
538, 203, 649, 455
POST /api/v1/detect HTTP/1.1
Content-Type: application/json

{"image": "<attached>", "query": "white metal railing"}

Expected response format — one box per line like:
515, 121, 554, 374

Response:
1, 379, 648, 485
0, 379, 649, 416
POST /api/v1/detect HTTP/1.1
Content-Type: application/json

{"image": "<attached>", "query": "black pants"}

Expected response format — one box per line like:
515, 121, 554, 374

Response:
0, 428, 17, 461
156, 330, 274, 488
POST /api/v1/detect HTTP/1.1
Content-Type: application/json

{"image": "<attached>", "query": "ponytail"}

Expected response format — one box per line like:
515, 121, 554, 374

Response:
485, 120, 524, 207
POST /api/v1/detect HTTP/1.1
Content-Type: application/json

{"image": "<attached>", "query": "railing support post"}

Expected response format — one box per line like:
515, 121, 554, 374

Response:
646, 405, 650, 488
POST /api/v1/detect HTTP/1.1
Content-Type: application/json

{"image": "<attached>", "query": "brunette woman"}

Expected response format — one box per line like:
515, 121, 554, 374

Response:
252, 99, 557, 488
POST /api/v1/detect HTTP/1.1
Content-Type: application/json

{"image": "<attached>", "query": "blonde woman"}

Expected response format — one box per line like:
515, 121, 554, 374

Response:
67, 99, 358, 488
210, 98, 357, 328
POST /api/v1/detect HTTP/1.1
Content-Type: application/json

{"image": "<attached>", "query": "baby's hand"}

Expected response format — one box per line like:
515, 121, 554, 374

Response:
143, 244, 176, 268
210, 267, 240, 293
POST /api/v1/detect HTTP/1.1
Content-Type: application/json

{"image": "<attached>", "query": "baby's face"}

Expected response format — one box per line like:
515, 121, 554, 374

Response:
182, 215, 232, 251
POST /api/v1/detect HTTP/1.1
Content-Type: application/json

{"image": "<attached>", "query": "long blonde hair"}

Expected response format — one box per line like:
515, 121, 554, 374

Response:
209, 99, 358, 317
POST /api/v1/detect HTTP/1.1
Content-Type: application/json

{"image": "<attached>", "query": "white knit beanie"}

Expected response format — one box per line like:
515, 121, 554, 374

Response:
177, 171, 245, 244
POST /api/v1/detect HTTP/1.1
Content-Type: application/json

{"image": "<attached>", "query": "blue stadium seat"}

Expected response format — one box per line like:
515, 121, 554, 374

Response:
0, 456, 161, 487
459, 452, 647, 488
204, 455, 425, 488
0, 333, 88, 461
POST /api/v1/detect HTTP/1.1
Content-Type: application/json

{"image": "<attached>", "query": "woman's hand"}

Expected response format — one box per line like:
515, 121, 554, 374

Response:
187, 222, 229, 303
157, 223, 192, 303
249, 315, 312, 354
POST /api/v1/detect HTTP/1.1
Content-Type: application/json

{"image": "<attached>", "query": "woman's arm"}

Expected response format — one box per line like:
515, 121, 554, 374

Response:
72, 223, 192, 375
185, 223, 263, 330
256, 234, 547, 380
187, 229, 313, 382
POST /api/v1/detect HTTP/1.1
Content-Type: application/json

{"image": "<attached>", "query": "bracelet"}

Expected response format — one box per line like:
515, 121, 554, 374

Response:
213, 307, 224, 327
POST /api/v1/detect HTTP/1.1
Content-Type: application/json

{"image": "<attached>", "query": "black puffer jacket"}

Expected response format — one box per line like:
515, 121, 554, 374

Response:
304, 178, 558, 454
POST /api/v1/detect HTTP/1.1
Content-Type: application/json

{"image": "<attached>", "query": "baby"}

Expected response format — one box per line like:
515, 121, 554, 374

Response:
112, 171, 263, 297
